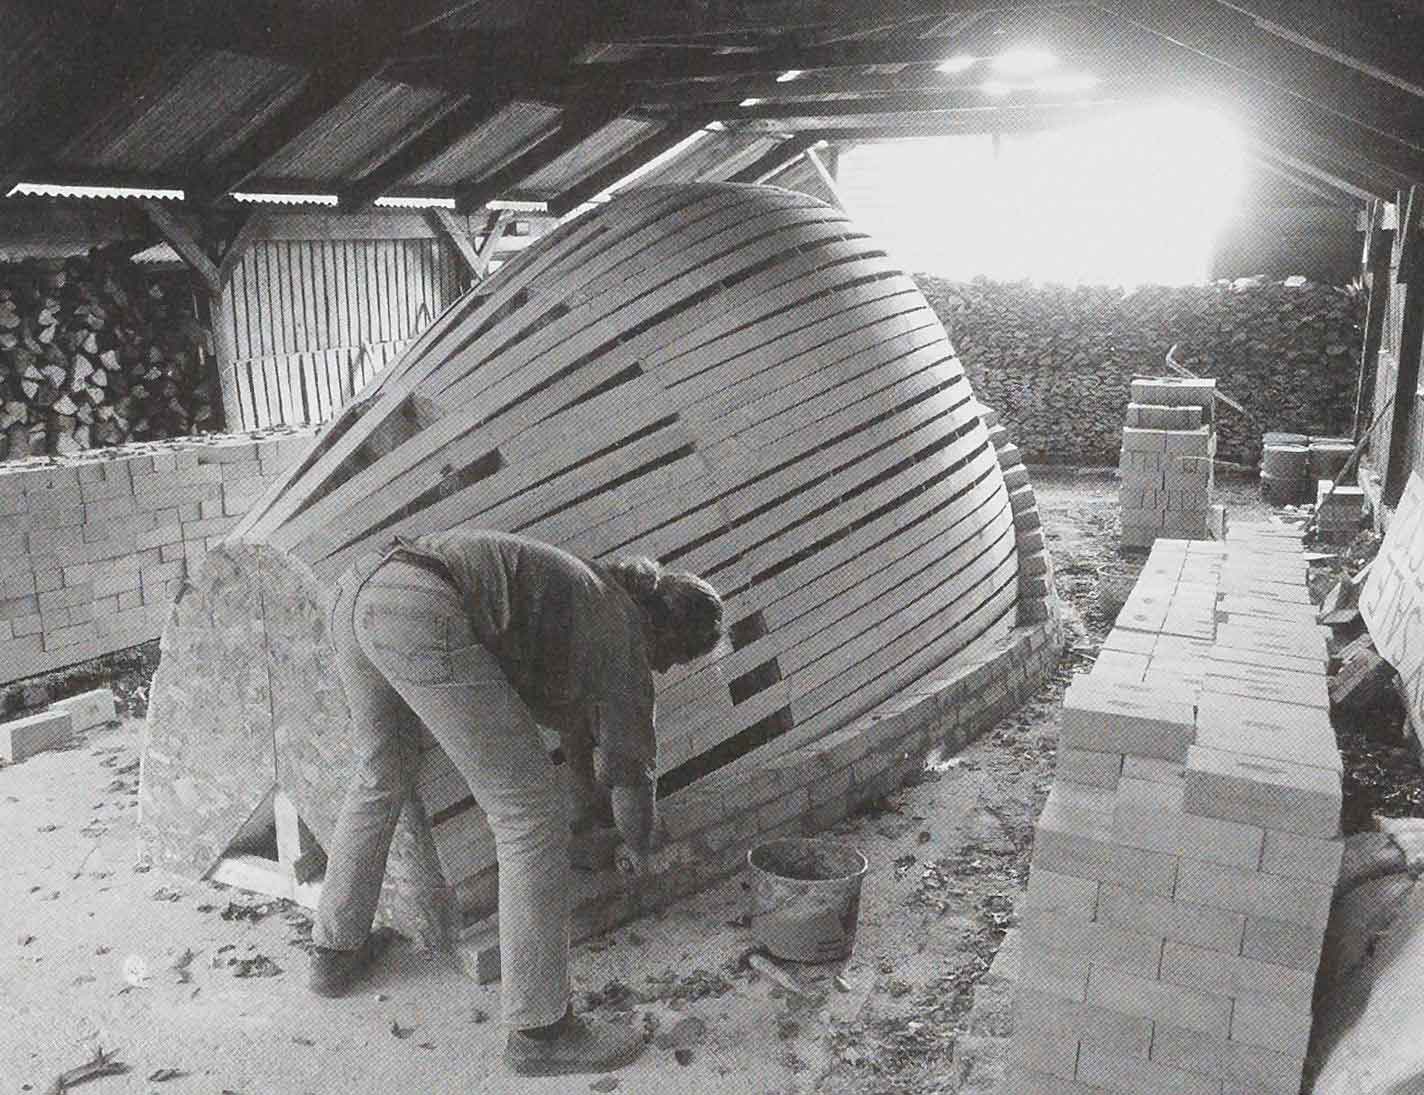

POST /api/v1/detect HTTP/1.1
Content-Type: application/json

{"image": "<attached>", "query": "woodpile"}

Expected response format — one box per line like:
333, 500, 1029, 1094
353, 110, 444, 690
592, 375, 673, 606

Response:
916, 276, 1363, 465
0, 254, 213, 461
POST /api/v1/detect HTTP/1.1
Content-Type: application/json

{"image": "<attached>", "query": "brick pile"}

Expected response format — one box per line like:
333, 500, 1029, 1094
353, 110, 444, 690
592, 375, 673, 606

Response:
1119, 378, 1218, 550
1008, 524, 1341, 1095
0, 428, 315, 683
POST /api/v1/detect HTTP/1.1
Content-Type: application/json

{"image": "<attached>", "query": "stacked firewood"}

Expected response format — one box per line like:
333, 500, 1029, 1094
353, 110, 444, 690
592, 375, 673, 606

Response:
915, 275, 1364, 466
0, 254, 213, 460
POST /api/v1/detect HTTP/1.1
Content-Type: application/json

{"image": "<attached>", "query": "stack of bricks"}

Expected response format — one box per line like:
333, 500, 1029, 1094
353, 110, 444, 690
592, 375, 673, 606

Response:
1119, 378, 1218, 550
1009, 523, 1341, 1095
0, 428, 315, 683
1312, 481, 1365, 541
981, 402, 1058, 627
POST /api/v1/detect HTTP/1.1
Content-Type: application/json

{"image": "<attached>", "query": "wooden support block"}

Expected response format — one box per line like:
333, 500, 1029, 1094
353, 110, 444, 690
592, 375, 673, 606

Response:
0, 707, 72, 762
50, 687, 116, 731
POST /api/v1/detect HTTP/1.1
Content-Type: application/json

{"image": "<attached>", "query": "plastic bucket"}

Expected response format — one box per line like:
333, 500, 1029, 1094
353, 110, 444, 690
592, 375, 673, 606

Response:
747, 838, 869, 963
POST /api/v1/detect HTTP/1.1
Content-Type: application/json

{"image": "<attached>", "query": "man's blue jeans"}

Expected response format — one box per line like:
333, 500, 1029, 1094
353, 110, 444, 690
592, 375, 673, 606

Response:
313, 551, 571, 1029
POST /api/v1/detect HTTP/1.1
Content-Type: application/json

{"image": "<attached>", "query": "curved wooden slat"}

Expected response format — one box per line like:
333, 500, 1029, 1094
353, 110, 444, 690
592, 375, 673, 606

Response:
148, 182, 1024, 920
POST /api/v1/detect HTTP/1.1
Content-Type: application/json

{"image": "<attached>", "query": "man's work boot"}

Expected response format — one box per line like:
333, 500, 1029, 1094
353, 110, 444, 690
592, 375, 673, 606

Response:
308, 937, 378, 998
504, 1007, 646, 1076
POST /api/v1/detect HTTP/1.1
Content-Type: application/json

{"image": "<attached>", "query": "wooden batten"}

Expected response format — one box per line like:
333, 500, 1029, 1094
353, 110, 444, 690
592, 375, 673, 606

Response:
143, 182, 1022, 940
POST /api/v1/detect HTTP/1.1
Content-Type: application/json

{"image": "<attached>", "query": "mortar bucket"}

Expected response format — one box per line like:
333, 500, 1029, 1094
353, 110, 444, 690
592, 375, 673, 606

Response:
747, 838, 869, 962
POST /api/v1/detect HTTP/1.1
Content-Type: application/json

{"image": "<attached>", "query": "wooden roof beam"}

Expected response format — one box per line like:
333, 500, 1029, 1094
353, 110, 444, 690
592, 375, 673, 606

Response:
197, 10, 411, 203
727, 136, 819, 184
1244, 154, 1362, 208
452, 103, 631, 214
1097, 1, 1424, 154
1208, 0, 1424, 99
547, 115, 718, 217
588, 0, 1087, 38
1250, 143, 1390, 204
337, 93, 526, 213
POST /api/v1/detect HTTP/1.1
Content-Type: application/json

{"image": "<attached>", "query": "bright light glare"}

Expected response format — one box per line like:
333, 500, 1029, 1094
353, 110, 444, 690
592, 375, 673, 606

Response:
740, 97, 764, 107
980, 80, 1013, 97
991, 48, 1057, 76
776, 69, 803, 82
835, 101, 1245, 286
936, 53, 977, 74
1033, 72, 1101, 94
375, 195, 457, 209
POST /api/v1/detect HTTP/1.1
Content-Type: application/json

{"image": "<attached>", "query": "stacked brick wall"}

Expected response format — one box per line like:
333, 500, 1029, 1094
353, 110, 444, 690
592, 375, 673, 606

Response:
0, 427, 315, 683
1008, 526, 1341, 1095
1119, 378, 1220, 548
914, 276, 1364, 466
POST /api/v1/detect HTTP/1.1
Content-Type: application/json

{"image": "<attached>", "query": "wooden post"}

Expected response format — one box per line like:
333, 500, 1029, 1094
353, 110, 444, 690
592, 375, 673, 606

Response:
1385, 184, 1424, 506
141, 200, 248, 431
1354, 200, 1395, 440
804, 145, 848, 212
425, 208, 484, 279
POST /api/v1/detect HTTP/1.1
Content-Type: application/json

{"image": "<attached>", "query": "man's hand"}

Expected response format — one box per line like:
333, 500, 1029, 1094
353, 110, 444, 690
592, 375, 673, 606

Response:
610, 781, 657, 875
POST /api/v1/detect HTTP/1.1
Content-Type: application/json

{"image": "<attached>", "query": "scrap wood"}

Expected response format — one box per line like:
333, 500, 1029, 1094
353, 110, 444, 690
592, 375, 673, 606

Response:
45, 1047, 127, 1094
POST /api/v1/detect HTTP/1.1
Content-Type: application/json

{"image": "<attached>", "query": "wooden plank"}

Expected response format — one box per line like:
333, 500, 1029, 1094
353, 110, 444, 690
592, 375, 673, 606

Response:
218, 212, 268, 291
426, 208, 483, 277
141, 201, 220, 295
1386, 185, 1424, 504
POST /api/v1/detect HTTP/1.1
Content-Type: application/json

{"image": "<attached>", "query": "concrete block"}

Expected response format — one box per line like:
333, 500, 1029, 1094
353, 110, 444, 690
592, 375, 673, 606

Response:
1240, 915, 1325, 972
1018, 946, 1091, 1002
1008, 1013, 1079, 1080
1122, 427, 1168, 452
0, 707, 73, 762
1183, 745, 1341, 838
1150, 1023, 1303, 1095
1034, 804, 1179, 896
1024, 866, 1100, 920
1174, 857, 1333, 930
1085, 964, 1232, 1038
1159, 940, 1314, 1009
1019, 909, 1163, 978
1230, 993, 1313, 1058
1076, 1040, 1219, 1095
1013, 988, 1153, 1060
1060, 679, 1195, 761
1260, 829, 1344, 883
1056, 747, 1122, 789
1096, 884, 1244, 954
1112, 777, 1265, 869
51, 688, 116, 732
1121, 756, 1185, 784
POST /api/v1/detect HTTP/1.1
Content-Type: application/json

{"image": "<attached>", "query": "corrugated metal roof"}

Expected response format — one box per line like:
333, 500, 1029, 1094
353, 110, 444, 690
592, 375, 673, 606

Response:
260, 78, 455, 182
405, 100, 564, 188
518, 117, 665, 198
60, 50, 306, 174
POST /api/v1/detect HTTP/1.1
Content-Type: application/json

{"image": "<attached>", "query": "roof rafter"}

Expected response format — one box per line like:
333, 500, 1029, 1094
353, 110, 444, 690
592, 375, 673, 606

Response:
452, 102, 632, 214
1208, 0, 1424, 99
1098, 1, 1424, 154
727, 136, 819, 184
547, 114, 718, 217
1244, 153, 1362, 208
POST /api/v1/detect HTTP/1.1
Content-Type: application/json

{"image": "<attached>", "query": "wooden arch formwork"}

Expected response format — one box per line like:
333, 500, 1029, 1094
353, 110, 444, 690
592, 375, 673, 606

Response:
137, 182, 1023, 952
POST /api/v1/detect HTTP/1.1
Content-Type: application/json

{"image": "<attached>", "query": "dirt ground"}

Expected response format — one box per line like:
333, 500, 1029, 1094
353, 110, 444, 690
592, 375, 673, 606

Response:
3, 471, 1419, 1095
